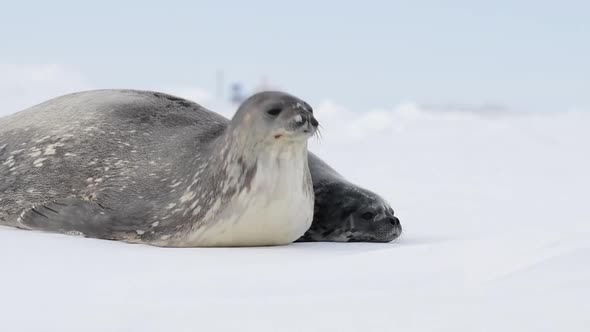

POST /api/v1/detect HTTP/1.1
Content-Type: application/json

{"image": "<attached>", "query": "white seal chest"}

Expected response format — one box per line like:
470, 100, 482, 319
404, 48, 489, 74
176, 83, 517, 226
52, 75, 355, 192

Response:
184, 144, 314, 246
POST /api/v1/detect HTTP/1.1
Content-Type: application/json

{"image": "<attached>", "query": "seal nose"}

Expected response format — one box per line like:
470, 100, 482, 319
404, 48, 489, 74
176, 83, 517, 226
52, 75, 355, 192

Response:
383, 216, 402, 241
387, 216, 400, 228
296, 111, 319, 132
310, 116, 319, 128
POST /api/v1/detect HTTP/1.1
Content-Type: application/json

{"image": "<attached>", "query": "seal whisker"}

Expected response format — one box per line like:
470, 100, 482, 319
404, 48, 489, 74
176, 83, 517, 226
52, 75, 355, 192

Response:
313, 124, 324, 142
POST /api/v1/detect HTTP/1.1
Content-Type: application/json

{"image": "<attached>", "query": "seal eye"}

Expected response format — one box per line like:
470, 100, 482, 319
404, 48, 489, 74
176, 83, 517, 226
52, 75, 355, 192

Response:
267, 107, 282, 116
361, 212, 375, 220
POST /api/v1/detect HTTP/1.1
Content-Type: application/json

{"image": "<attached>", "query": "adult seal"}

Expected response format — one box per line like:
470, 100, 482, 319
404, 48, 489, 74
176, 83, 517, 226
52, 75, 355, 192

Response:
0, 89, 402, 244
0, 90, 318, 247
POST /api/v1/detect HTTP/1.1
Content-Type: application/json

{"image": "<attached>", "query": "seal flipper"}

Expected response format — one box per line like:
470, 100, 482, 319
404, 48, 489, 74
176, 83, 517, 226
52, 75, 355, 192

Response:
18, 197, 143, 241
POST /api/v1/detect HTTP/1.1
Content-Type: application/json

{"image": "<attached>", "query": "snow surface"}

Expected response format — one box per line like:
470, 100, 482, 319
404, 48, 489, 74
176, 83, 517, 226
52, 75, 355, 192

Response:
1, 98, 590, 331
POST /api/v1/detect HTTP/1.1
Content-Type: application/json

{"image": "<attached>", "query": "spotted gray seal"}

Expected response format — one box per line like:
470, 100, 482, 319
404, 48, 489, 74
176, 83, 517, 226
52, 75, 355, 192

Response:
0, 90, 318, 246
0, 89, 401, 244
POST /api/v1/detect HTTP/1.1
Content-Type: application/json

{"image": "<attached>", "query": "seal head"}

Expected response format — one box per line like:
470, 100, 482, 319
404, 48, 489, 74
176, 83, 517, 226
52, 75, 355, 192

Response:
230, 91, 318, 143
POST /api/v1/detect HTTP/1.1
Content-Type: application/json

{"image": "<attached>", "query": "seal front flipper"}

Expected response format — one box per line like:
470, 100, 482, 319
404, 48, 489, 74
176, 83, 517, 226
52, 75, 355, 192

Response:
18, 197, 141, 241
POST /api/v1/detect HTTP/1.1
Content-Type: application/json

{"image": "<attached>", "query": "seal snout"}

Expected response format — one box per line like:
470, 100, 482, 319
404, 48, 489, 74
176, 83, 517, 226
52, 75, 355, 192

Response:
300, 115, 319, 133
292, 108, 319, 134
386, 216, 401, 228
285, 110, 318, 138
352, 206, 402, 242
309, 116, 319, 128
383, 215, 402, 241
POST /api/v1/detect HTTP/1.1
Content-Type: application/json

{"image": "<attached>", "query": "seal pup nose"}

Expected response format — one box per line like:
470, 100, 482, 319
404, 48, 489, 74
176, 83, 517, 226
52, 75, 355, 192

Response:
386, 216, 402, 240
387, 216, 400, 227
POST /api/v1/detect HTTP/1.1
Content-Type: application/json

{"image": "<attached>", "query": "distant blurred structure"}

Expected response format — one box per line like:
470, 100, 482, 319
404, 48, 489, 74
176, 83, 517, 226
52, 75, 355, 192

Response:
229, 83, 245, 104
227, 76, 277, 104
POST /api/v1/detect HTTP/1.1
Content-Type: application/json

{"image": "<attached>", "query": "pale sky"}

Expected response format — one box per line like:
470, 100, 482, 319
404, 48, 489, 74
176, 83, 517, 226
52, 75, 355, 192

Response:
1, 0, 589, 112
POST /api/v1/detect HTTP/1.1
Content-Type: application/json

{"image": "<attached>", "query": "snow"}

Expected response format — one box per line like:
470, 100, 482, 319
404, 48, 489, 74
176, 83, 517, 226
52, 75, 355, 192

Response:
1, 97, 590, 331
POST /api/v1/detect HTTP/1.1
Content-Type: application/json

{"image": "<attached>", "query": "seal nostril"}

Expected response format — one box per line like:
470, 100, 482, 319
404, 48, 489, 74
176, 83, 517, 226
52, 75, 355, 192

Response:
310, 117, 319, 127
386, 216, 400, 227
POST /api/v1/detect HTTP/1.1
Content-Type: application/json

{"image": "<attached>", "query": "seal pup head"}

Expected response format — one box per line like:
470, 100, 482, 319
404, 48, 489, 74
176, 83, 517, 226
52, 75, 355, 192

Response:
300, 182, 402, 243
229, 91, 319, 146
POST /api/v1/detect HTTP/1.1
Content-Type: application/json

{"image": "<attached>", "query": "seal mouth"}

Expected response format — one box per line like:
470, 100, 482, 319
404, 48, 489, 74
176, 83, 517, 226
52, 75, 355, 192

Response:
372, 215, 402, 242
273, 114, 319, 141
347, 226, 402, 243
345, 213, 402, 243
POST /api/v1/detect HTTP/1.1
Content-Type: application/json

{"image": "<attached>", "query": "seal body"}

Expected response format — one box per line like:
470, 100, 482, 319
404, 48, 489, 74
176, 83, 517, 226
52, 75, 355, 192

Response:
0, 90, 317, 246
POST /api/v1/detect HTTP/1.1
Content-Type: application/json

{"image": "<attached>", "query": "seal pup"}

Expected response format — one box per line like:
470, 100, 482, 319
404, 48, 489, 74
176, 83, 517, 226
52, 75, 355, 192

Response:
297, 154, 401, 242
0, 90, 318, 247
